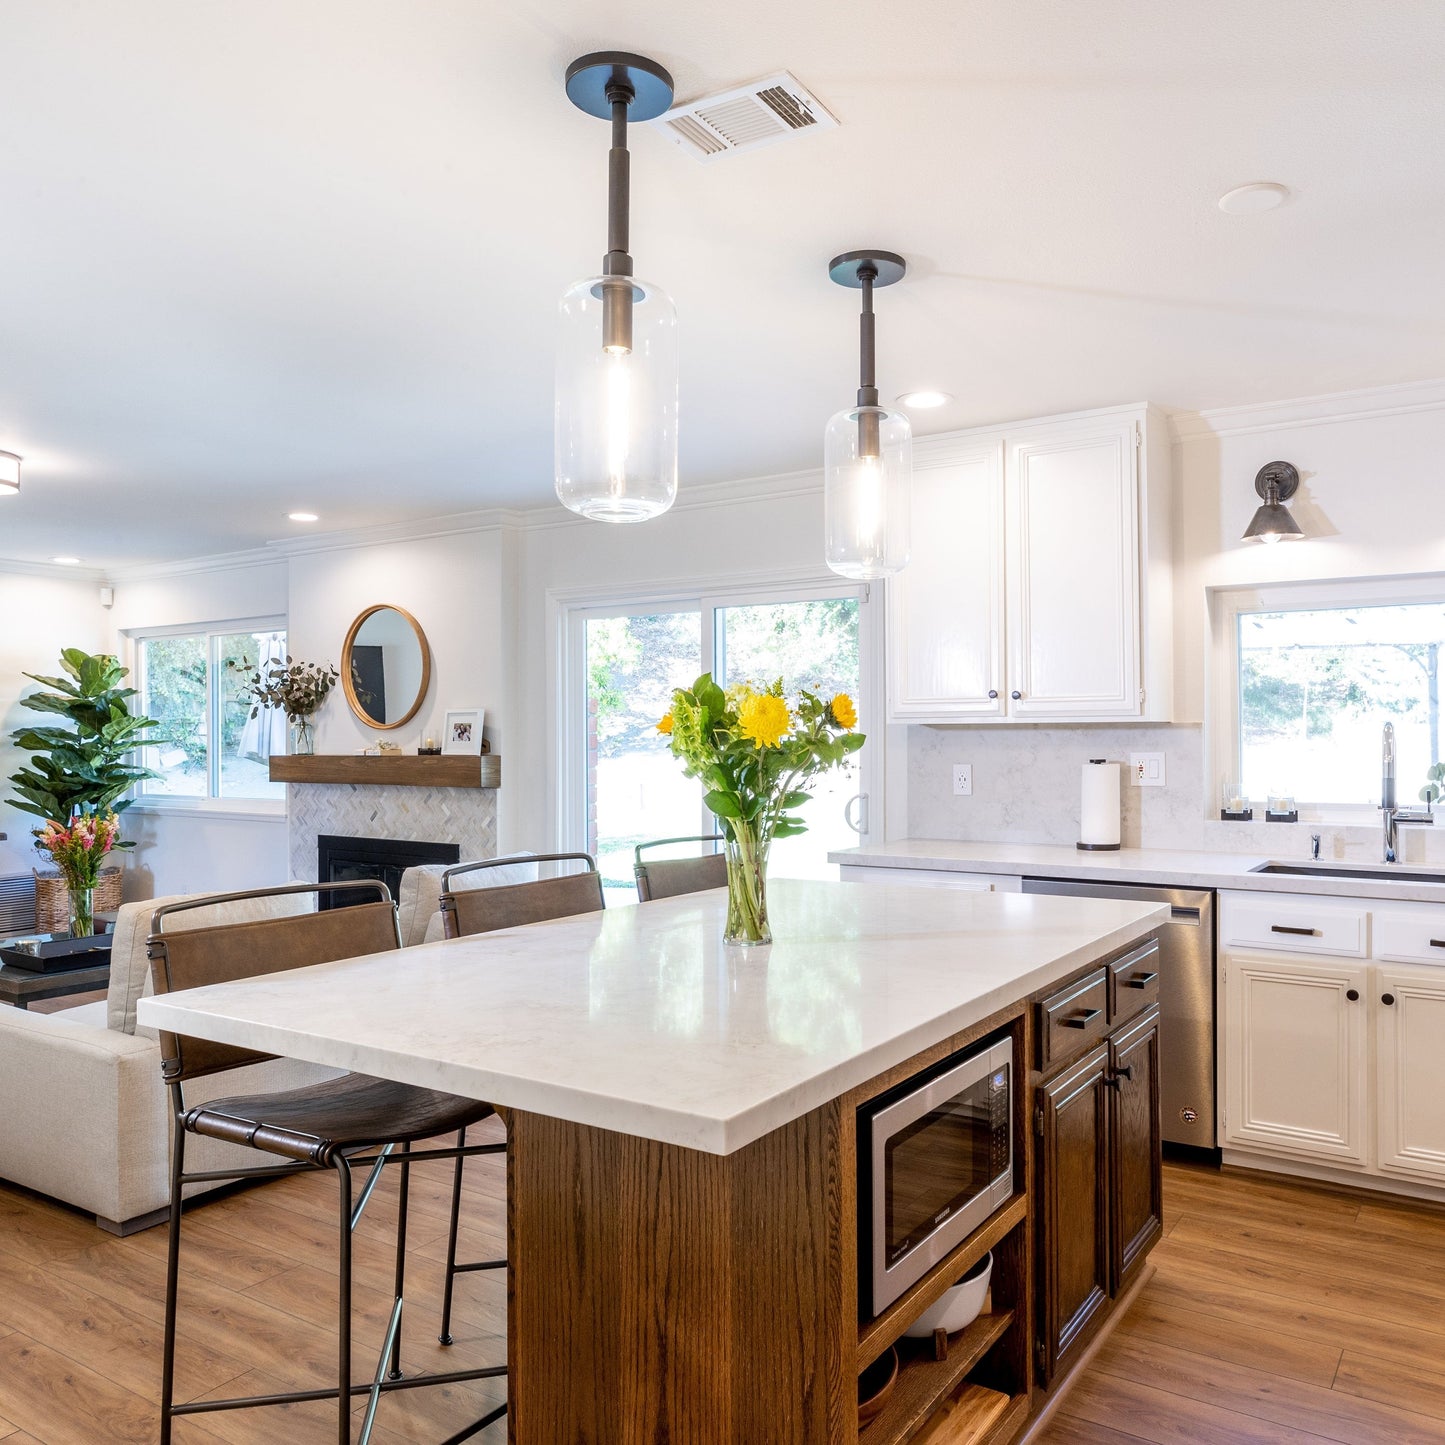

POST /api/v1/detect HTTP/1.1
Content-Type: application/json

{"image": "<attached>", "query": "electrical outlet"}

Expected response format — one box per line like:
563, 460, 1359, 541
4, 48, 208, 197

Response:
952, 763, 973, 797
1129, 752, 1166, 787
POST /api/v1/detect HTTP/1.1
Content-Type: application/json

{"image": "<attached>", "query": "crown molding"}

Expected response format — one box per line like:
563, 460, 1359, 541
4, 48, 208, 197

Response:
1170, 376, 1445, 443
0, 557, 107, 582
264, 506, 527, 555
103, 546, 281, 584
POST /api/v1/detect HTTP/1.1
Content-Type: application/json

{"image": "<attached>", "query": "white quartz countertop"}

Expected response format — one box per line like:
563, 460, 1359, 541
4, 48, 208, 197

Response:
830, 839, 1445, 903
137, 879, 1164, 1156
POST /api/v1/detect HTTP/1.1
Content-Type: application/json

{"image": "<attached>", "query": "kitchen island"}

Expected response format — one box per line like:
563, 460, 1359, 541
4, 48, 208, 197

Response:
138, 879, 1166, 1443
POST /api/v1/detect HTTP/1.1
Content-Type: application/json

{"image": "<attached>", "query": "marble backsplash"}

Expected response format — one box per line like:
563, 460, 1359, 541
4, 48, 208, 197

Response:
905, 722, 1445, 865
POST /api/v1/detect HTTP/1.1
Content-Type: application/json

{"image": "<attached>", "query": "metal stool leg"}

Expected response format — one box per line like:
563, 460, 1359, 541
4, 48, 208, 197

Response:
159, 1115, 186, 1445
439, 1125, 465, 1346
337, 1155, 353, 1445
389, 1142, 410, 1381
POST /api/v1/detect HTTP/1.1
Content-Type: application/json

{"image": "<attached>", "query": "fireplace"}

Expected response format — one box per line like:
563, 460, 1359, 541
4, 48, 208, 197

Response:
316, 834, 460, 909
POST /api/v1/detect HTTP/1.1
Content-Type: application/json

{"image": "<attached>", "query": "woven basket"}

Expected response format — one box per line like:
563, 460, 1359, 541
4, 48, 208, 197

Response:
33, 865, 124, 934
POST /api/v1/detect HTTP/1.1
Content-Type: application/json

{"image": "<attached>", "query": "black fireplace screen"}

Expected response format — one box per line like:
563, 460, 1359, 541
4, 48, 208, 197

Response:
316, 834, 460, 909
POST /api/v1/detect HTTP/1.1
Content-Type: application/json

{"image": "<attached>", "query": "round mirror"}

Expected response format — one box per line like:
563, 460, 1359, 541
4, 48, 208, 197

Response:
341, 605, 432, 730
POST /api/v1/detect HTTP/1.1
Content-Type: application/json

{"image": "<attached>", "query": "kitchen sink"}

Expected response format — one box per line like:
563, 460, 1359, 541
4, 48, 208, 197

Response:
1250, 861, 1445, 885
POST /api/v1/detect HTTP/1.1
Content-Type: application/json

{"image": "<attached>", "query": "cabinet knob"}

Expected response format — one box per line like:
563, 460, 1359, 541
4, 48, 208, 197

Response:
1346, 988, 1359, 1001
1382, 992, 1396, 1006
1011, 690, 1022, 700
988, 689, 999, 699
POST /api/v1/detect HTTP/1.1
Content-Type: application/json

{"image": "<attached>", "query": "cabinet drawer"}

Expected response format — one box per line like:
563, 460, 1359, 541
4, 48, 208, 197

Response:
1374, 911, 1445, 966
1222, 896, 1367, 958
1040, 967, 1110, 1067
1109, 940, 1161, 1025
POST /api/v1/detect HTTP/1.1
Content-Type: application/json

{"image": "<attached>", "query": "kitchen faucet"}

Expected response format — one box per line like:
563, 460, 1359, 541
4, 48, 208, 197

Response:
1381, 721, 1434, 863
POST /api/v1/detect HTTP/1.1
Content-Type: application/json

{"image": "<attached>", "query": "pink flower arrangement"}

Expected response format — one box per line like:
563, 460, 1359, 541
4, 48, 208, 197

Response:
35, 812, 120, 889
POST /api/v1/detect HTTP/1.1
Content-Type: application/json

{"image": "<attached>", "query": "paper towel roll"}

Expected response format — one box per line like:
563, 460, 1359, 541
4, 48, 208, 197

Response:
1079, 760, 1121, 851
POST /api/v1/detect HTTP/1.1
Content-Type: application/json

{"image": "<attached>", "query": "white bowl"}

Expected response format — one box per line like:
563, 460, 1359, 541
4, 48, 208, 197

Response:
903, 1251, 993, 1338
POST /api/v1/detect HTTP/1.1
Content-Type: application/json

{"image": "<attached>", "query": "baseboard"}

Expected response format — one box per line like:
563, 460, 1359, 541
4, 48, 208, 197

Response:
95, 1206, 169, 1236
1220, 1149, 1445, 1207
1017, 1263, 1156, 1445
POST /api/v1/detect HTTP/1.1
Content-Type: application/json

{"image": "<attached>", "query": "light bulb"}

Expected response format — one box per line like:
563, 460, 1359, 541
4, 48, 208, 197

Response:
605, 350, 632, 499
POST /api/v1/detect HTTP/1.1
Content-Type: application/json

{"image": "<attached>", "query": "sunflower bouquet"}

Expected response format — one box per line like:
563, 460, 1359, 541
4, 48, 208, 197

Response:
658, 674, 864, 945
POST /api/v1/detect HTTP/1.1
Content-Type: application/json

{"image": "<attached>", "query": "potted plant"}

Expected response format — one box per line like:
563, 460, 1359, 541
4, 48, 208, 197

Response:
228, 654, 339, 755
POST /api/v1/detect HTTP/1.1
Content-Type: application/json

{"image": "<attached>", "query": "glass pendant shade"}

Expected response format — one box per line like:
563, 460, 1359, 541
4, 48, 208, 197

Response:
0, 451, 19, 495
823, 405, 912, 579
555, 274, 678, 524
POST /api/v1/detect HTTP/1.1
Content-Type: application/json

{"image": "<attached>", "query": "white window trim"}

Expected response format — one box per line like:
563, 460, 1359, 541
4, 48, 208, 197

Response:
547, 565, 884, 857
124, 615, 288, 814
1209, 572, 1445, 823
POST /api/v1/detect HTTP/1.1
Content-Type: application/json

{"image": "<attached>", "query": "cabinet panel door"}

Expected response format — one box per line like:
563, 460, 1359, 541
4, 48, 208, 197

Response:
1037, 1043, 1111, 1386
886, 443, 1006, 720
1109, 1007, 1162, 1294
1005, 422, 1140, 718
1221, 953, 1368, 1165
1376, 964, 1445, 1181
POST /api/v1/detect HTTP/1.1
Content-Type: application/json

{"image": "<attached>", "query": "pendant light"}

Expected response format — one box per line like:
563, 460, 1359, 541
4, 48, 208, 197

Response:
823, 250, 912, 580
555, 52, 679, 524
0, 450, 19, 496
1242, 460, 1304, 543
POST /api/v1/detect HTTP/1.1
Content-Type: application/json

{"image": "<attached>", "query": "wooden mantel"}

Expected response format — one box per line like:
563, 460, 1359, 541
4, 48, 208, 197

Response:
269, 753, 501, 789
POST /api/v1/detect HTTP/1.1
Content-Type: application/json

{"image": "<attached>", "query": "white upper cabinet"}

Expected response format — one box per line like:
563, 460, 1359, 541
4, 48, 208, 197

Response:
885, 404, 1172, 724
887, 440, 1005, 719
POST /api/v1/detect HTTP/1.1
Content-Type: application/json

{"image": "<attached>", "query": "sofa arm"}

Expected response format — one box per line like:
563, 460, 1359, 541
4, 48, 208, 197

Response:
0, 1006, 170, 1225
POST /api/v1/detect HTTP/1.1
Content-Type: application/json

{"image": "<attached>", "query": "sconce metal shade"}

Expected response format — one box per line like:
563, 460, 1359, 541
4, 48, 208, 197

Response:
1242, 460, 1304, 543
0, 451, 19, 495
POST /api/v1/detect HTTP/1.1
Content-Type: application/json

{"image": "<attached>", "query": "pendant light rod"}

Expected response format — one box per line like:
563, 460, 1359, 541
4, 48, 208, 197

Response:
605, 87, 632, 277
857, 264, 878, 409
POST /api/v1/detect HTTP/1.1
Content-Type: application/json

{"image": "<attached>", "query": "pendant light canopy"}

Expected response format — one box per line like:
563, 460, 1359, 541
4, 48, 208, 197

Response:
555, 52, 679, 524
0, 450, 19, 496
1242, 460, 1304, 543
824, 250, 912, 580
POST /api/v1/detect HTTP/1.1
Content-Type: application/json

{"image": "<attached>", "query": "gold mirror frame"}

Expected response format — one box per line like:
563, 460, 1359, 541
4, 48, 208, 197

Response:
341, 604, 432, 730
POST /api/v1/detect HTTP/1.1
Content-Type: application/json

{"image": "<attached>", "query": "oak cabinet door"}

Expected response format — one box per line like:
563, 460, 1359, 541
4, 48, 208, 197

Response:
1109, 1007, 1162, 1293
1036, 1042, 1111, 1385
1376, 963, 1445, 1182
1221, 952, 1368, 1166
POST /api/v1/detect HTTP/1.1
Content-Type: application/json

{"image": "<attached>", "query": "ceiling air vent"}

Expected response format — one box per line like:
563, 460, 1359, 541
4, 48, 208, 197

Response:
652, 72, 838, 162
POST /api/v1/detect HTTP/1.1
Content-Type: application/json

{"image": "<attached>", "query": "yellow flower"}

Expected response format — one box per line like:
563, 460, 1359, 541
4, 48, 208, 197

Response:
657, 712, 674, 735
737, 692, 791, 749
830, 693, 858, 729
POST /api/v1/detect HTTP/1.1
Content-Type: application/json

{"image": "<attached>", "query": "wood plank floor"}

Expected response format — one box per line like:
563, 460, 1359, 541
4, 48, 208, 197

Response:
4, 1142, 1445, 1440
1034, 1160, 1445, 1445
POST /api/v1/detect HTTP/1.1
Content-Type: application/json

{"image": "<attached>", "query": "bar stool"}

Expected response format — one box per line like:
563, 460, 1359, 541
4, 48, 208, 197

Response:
434, 852, 604, 1345
633, 834, 727, 901
147, 881, 507, 1445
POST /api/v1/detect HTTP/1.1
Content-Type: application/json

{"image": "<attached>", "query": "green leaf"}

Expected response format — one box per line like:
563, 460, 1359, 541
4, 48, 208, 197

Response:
839, 732, 866, 753
781, 790, 811, 809
704, 790, 742, 819
772, 820, 809, 838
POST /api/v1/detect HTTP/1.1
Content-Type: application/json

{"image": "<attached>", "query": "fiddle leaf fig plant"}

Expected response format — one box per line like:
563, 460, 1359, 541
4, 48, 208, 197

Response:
7, 650, 160, 843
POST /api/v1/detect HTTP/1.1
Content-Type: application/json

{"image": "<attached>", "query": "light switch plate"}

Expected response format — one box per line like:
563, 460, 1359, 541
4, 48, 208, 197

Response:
1129, 752, 1165, 787
952, 763, 973, 796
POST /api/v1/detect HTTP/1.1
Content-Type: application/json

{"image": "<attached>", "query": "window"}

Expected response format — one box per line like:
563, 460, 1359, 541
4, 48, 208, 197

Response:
1228, 589, 1445, 809
570, 583, 873, 898
135, 623, 288, 802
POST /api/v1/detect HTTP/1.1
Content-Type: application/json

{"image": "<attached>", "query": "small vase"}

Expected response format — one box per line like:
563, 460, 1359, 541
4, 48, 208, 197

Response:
68, 884, 95, 939
723, 822, 771, 947
290, 716, 316, 755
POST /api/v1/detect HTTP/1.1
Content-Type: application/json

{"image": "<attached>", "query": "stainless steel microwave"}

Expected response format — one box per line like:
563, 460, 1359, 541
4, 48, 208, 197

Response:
858, 1036, 1014, 1318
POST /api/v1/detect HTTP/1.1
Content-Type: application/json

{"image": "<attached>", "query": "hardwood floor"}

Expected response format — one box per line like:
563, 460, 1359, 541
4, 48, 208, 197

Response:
1035, 1160, 1445, 1444
3, 1144, 1445, 1441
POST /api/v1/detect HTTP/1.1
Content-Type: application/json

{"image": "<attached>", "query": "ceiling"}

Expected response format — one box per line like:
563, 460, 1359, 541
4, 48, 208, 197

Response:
1, 0, 1443, 567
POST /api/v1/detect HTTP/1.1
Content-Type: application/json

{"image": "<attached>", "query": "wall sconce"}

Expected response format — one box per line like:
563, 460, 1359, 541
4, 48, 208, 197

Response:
1242, 460, 1303, 543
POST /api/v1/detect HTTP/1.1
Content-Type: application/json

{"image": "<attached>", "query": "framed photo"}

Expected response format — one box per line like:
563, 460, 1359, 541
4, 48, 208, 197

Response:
443, 708, 484, 756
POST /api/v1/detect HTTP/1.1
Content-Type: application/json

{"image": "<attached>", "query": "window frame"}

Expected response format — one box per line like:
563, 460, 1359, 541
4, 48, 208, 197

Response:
126, 615, 289, 813
1211, 574, 1445, 821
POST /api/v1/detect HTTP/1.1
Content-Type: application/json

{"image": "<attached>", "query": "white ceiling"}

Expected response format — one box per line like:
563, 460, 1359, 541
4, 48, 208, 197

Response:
1, 0, 1443, 567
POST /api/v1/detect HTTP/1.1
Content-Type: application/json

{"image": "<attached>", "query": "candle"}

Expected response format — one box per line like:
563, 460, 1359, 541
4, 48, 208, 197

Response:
424, 736, 436, 751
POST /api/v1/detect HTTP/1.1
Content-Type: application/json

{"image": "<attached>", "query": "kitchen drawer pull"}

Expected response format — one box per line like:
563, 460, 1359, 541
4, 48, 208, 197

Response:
1270, 924, 1321, 937
1124, 971, 1158, 989
1431, 940, 1445, 949
1062, 1008, 1101, 1029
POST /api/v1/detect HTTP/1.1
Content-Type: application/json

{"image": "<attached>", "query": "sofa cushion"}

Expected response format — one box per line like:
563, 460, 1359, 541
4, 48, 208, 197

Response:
397, 855, 539, 947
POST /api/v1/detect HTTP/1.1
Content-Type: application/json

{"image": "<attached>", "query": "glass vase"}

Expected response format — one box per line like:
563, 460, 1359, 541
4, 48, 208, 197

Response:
723, 821, 771, 947
290, 716, 316, 755
68, 884, 95, 939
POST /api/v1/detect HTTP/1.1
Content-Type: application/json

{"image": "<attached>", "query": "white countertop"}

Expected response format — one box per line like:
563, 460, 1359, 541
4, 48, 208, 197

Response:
830, 839, 1445, 903
137, 879, 1164, 1156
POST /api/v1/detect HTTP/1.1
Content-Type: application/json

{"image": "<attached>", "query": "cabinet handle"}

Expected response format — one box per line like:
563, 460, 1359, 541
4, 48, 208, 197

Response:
1431, 939, 1445, 949
1270, 924, 1320, 937
988, 689, 999, 699
1104, 1066, 1132, 1090
1011, 690, 1022, 700
1125, 971, 1158, 989
1382, 992, 1396, 1006
1061, 1007, 1101, 1029
1346, 988, 1359, 1001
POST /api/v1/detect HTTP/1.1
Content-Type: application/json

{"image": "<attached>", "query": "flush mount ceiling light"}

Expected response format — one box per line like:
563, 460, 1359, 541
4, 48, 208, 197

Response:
0, 450, 20, 495
896, 389, 952, 410
51, 556, 81, 566
824, 250, 912, 580
288, 511, 319, 522
1218, 182, 1290, 215
555, 51, 679, 524
1243, 460, 1305, 543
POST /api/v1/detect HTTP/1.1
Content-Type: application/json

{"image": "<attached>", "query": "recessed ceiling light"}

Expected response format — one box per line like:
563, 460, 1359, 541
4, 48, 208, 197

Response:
1218, 182, 1290, 215
288, 511, 319, 523
51, 555, 81, 566
897, 390, 953, 410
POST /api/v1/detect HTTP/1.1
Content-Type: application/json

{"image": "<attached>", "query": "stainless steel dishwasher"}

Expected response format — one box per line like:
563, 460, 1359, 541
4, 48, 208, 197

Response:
1021, 877, 1217, 1156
